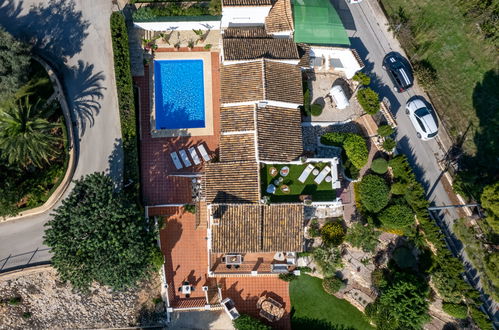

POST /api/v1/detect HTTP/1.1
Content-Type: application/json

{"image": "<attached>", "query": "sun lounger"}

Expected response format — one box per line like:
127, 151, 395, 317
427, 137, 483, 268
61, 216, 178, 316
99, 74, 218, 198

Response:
298, 164, 315, 183
188, 147, 201, 165
170, 151, 183, 170
314, 166, 331, 184
179, 149, 192, 167
197, 144, 211, 162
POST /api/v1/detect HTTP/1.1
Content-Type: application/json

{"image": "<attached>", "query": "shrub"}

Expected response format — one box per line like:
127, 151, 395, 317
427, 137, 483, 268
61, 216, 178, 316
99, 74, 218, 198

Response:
470, 308, 493, 330
308, 219, 320, 237
321, 221, 346, 246
371, 158, 388, 174
382, 137, 397, 151
343, 134, 369, 169
322, 276, 345, 294
379, 204, 414, 230
413, 60, 438, 90
184, 204, 196, 214
8, 296, 21, 305
353, 72, 371, 86
344, 158, 360, 180
358, 175, 390, 213
22, 312, 32, 319
320, 132, 349, 147
233, 314, 271, 330
371, 268, 387, 289
313, 246, 343, 277
345, 223, 380, 252
311, 103, 323, 116
442, 303, 468, 319
357, 87, 380, 114
303, 87, 311, 116
299, 266, 312, 273
208, 0, 222, 15
390, 182, 407, 195
377, 124, 394, 137
133, 4, 211, 21
279, 272, 297, 282
0, 28, 31, 101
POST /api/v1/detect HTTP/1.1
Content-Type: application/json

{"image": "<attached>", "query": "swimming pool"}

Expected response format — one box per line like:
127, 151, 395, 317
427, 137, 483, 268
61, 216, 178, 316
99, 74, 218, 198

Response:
154, 59, 205, 130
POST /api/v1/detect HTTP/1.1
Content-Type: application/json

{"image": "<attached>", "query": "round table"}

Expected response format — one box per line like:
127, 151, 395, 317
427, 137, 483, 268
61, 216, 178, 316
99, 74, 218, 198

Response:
312, 168, 320, 176
280, 166, 290, 177
280, 185, 290, 194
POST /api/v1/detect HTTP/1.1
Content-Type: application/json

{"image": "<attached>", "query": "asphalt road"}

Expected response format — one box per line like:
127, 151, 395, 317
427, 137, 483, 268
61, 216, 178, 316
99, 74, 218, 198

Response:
0, 0, 122, 272
335, 0, 498, 322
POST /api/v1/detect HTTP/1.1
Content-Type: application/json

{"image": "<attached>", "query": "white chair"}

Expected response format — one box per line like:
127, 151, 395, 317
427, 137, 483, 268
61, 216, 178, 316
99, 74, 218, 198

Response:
179, 149, 192, 167
197, 144, 211, 162
189, 147, 201, 165
298, 164, 315, 183
170, 151, 183, 170
314, 166, 331, 184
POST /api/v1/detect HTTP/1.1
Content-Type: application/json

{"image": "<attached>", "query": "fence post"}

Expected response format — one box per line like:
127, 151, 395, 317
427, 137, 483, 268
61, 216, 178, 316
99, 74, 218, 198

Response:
0, 254, 11, 271
25, 248, 39, 269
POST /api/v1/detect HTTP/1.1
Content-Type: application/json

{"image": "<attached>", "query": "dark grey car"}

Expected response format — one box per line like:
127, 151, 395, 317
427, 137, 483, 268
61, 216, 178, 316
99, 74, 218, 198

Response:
383, 53, 414, 92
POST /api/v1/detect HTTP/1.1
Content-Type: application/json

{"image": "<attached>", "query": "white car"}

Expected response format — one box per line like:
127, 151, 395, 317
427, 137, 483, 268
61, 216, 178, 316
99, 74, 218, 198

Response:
405, 99, 438, 140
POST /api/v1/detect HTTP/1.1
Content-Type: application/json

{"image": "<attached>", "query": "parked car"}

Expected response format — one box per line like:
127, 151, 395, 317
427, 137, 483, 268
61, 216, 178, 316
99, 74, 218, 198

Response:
382, 53, 413, 92
329, 85, 349, 110
405, 99, 438, 140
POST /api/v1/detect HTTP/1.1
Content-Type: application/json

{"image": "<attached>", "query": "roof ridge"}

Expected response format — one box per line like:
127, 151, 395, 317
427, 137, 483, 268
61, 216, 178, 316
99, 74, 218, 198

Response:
261, 58, 266, 101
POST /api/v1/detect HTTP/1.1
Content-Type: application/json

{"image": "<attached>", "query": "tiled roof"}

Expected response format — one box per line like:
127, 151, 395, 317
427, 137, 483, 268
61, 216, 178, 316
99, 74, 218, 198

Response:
297, 43, 311, 68
223, 27, 270, 39
265, 0, 293, 33
264, 60, 303, 104
257, 106, 303, 161
221, 61, 263, 103
204, 161, 260, 203
219, 133, 256, 162
210, 204, 304, 253
223, 0, 272, 6
221, 60, 303, 105
211, 204, 261, 253
223, 38, 299, 61
262, 204, 304, 252
220, 105, 255, 132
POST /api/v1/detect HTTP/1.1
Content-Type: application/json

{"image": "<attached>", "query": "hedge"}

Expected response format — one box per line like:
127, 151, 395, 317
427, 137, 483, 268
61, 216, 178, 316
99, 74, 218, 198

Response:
377, 124, 394, 137
311, 103, 323, 116
110, 13, 139, 196
132, 2, 221, 21
234, 314, 271, 330
379, 205, 414, 230
358, 174, 390, 213
442, 303, 468, 319
321, 132, 368, 169
357, 87, 380, 114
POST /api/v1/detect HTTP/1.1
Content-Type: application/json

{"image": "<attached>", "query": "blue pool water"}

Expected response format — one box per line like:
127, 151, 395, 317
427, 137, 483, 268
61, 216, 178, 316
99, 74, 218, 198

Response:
154, 59, 205, 129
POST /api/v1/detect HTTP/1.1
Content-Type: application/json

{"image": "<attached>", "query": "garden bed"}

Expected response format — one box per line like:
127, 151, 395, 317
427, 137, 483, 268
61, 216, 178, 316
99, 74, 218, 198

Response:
260, 163, 336, 203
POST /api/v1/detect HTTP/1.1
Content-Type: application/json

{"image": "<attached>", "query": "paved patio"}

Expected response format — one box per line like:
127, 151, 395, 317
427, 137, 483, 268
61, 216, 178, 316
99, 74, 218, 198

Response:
133, 50, 221, 205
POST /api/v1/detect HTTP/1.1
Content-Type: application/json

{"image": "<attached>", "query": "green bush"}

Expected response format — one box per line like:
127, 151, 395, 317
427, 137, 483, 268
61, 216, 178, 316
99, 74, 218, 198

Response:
22, 312, 32, 319
8, 296, 21, 306
379, 204, 414, 230
343, 158, 360, 180
371, 269, 387, 289
308, 219, 320, 237
345, 223, 380, 252
313, 246, 343, 277
184, 204, 196, 214
357, 87, 380, 114
321, 221, 346, 246
299, 266, 312, 273
343, 134, 369, 169
390, 182, 407, 195
322, 276, 345, 294
358, 175, 390, 213
311, 103, 323, 116
279, 273, 297, 282
233, 314, 270, 330
470, 308, 493, 330
353, 72, 371, 86
377, 124, 394, 137
303, 85, 311, 116
442, 303, 468, 319
320, 132, 348, 147
370, 158, 388, 174
133, 4, 212, 21
382, 137, 397, 151
111, 13, 140, 196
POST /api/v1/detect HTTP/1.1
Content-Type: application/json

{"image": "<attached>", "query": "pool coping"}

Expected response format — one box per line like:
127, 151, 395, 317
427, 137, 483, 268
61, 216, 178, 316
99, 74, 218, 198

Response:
150, 51, 214, 137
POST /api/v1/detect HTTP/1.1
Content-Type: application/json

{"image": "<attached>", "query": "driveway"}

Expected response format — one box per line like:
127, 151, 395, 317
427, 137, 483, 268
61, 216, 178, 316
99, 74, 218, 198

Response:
0, 0, 122, 272
332, 0, 497, 320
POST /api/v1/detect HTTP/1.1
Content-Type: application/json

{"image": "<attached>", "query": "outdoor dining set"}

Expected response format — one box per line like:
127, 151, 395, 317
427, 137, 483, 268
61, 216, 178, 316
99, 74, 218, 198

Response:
266, 166, 291, 194
178, 281, 195, 298
257, 296, 285, 322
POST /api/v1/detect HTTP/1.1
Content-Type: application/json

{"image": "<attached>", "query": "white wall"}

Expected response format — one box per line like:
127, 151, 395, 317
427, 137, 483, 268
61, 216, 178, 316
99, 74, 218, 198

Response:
221, 6, 271, 28
310, 46, 364, 79
134, 20, 221, 31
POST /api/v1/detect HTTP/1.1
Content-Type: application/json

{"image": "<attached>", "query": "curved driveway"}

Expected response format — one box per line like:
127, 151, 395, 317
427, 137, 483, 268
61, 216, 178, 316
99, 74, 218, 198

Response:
0, 0, 122, 271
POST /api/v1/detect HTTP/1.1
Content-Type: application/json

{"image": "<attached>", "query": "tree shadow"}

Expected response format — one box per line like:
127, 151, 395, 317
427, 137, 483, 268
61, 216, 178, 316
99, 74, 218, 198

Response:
0, 0, 89, 64
396, 135, 430, 191
107, 138, 124, 190
63, 60, 106, 136
291, 316, 356, 330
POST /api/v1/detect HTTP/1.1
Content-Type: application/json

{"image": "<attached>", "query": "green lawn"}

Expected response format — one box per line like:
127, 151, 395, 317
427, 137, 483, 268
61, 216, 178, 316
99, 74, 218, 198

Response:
379, 0, 498, 154
290, 275, 374, 330
261, 163, 336, 203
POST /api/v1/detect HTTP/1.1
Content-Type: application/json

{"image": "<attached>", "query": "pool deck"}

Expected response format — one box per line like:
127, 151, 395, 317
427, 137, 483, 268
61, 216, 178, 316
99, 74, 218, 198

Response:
150, 51, 214, 137
134, 50, 220, 205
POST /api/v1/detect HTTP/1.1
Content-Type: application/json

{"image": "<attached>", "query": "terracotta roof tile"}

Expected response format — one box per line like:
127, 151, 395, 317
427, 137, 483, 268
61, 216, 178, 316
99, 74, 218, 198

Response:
257, 106, 303, 161
220, 105, 255, 132
220, 133, 256, 162
210, 204, 304, 253
223, 27, 270, 39
204, 161, 260, 203
265, 0, 293, 33
221, 61, 263, 103
223, 38, 299, 61
223, 0, 272, 6
264, 60, 303, 104
221, 60, 303, 105
262, 204, 304, 252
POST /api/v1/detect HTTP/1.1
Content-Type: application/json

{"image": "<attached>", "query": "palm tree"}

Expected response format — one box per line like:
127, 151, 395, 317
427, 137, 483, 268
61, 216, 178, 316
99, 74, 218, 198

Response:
0, 96, 61, 168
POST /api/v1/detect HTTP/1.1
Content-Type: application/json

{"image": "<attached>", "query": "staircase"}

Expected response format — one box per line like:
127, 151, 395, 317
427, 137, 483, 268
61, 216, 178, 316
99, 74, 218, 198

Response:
195, 201, 208, 229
